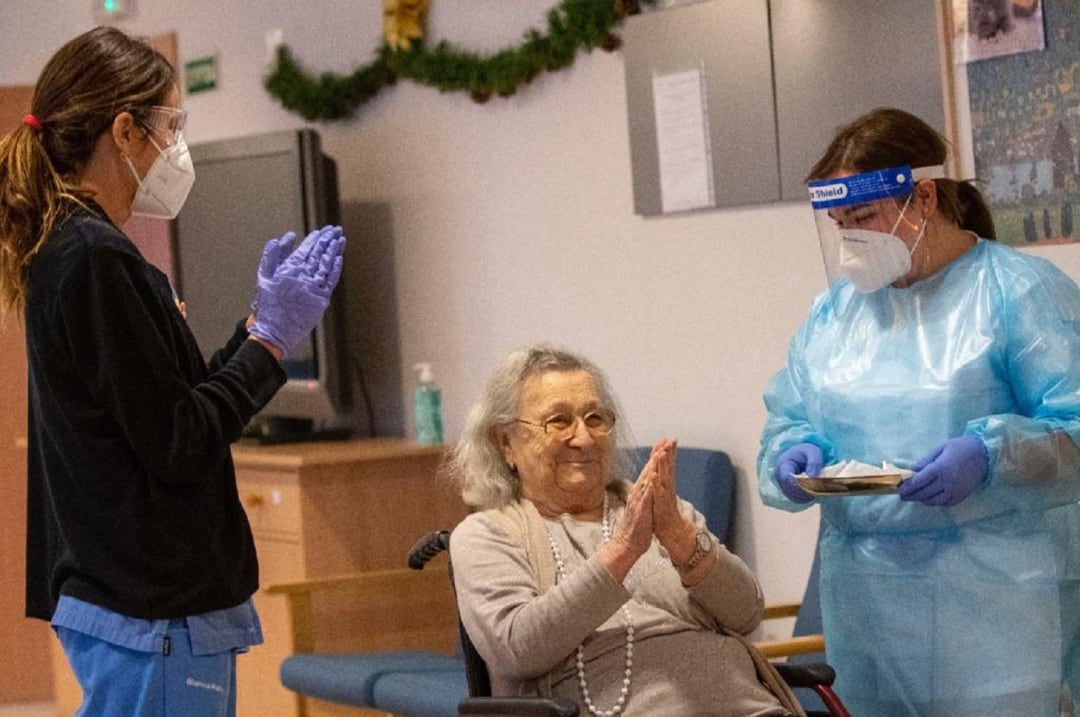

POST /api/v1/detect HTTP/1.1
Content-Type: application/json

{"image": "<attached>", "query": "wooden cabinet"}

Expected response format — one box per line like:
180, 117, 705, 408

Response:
623, 0, 946, 211
623, 0, 778, 214
232, 439, 468, 717
770, 0, 945, 200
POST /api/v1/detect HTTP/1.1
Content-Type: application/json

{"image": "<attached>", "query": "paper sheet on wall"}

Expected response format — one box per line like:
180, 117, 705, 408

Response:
652, 66, 714, 213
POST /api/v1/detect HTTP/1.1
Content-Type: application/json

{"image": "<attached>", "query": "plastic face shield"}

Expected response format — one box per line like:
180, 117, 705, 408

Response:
808, 166, 922, 293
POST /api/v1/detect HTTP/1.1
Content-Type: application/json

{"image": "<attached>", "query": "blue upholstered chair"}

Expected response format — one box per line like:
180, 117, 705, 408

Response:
629, 445, 736, 544
279, 650, 466, 716
266, 563, 465, 717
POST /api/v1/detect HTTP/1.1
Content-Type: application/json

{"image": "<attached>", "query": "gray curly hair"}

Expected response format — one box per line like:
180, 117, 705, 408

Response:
443, 343, 634, 510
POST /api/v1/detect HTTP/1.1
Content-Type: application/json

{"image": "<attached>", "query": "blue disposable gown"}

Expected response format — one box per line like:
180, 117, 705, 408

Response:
758, 239, 1080, 717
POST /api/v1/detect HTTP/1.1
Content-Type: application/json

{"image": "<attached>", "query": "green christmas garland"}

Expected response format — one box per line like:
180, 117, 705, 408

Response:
264, 0, 652, 121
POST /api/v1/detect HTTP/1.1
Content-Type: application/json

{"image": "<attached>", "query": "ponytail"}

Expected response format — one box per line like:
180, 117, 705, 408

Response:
0, 123, 74, 319
955, 180, 996, 240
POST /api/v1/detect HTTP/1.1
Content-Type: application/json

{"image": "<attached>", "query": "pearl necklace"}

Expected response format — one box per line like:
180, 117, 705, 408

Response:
546, 492, 634, 717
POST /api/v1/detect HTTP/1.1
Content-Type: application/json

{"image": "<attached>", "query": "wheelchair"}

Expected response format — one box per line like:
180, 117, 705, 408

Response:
409, 530, 851, 717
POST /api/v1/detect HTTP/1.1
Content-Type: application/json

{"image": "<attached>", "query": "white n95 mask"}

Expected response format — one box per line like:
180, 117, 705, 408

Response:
836, 192, 926, 294
837, 228, 914, 293
125, 136, 195, 219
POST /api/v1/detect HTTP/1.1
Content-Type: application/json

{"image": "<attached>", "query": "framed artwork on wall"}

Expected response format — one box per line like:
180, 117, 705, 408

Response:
961, 0, 1080, 245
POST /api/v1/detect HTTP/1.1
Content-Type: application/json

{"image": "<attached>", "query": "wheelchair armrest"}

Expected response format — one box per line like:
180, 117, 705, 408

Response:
773, 661, 836, 688
762, 602, 801, 620
754, 633, 826, 658
458, 697, 580, 716
264, 566, 440, 597
756, 601, 825, 658
263, 565, 454, 654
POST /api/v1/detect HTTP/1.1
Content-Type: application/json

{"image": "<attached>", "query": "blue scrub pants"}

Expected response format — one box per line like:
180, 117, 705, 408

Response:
56, 621, 238, 717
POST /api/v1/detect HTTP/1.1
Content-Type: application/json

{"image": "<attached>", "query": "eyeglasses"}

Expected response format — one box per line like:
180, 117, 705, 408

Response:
133, 105, 187, 149
514, 408, 616, 441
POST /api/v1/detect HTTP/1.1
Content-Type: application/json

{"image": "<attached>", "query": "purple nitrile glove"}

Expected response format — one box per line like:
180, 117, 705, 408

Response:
250, 232, 296, 314
897, 435, 988, 507
249, 225, 346, 356
258, 232, 296, 284
774, 442, 822, 504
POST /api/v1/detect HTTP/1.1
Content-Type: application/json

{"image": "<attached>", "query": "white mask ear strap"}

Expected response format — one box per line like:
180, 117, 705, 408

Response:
122, 152, 142, 184
889, 193, 916, 235
909, 218, 927, 258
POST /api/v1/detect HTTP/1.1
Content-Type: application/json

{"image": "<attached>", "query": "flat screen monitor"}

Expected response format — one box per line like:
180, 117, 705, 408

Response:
173, 129, 351, 440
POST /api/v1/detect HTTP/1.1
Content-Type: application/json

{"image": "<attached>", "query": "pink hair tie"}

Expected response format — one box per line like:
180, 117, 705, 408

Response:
23, 114, 42, 132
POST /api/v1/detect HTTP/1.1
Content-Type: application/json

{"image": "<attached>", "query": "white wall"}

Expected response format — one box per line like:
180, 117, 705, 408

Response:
6, 1, 1080, 613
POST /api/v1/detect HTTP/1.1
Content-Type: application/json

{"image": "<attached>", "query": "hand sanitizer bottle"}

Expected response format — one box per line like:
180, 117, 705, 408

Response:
413, 362, 444, 445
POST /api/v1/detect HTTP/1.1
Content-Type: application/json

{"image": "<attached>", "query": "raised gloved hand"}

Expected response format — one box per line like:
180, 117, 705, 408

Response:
898, 435, 988, 507
257, 231, 297, 284
774, 443, 822, 504
249, 225, 346, 356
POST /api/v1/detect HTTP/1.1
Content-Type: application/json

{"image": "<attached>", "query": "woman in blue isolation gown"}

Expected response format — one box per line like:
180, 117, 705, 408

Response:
758, 108, 1080, 717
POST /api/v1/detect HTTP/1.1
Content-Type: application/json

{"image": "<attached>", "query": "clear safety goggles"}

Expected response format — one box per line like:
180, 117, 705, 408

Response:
807, 164, 945, 292
132, 105, 187, 149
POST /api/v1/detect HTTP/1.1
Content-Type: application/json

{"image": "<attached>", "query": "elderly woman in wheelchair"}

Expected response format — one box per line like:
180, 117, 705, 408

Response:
443, 343, 804, 716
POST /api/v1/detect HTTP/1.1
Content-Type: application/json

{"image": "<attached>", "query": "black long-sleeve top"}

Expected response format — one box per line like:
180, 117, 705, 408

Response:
23, 200, 286, 620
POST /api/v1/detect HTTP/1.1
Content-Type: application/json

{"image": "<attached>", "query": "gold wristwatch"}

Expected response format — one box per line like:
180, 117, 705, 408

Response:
680, 529, 712, 570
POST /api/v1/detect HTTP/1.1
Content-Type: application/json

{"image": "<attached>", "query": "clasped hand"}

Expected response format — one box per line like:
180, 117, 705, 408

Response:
607, 439, 700, 571
249, 225, 346, 356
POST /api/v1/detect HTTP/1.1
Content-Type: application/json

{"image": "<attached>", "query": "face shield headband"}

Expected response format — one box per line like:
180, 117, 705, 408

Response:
808, 165, 945, 294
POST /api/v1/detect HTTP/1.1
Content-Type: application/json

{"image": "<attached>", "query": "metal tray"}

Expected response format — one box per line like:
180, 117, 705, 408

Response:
795, 474, 903, 497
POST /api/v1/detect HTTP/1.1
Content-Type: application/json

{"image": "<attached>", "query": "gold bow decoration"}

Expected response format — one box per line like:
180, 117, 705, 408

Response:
383, 0, 429, 51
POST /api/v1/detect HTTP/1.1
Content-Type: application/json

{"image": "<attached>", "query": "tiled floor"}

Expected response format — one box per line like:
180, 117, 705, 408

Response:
0, 703, 52, 717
